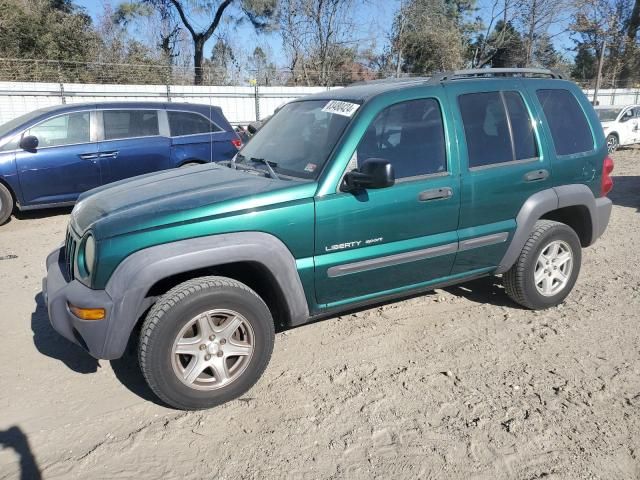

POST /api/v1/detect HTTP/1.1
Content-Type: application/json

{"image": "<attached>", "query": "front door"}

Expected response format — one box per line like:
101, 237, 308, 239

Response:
16, 110, 100, 206
98, 109, 171, 184
618, 108, 637, 145
314, 96, 460, 307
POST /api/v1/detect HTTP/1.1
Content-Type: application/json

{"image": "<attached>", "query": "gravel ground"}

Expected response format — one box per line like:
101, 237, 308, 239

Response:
0, 147, 639, 480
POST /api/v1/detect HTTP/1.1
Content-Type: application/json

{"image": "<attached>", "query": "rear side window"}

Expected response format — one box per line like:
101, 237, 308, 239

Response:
356, 98, 447, 179
536, 89, 593, 155
459, 91, 538, 168
168, 111, 221, 136
103, 110, 159, 140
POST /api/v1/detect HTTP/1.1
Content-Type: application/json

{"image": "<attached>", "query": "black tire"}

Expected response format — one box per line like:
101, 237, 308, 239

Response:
139, 276, 275, 410
606, 133, 619, 153
503, 220, 581, 310
0, 183, 14, 226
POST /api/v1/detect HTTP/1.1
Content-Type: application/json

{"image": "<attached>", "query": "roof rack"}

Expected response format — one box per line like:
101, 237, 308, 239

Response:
431, 68, 564, 82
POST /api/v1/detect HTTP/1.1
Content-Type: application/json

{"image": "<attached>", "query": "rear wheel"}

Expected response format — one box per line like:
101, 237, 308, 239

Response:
503, 220, 581, 310
0, 183, 14, 225
139, 276, 275, 410
606, 133, 619, 153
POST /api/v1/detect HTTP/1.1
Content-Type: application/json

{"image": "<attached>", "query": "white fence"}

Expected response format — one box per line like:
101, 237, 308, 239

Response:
0, 82, 337, 126
0, 82, 638, 126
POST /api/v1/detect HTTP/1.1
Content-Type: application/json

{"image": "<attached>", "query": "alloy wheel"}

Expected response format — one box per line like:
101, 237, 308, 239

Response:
171, 309, 254, 390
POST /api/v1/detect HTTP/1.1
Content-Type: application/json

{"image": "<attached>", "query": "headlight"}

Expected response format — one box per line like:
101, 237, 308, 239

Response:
84, 235, 95, 275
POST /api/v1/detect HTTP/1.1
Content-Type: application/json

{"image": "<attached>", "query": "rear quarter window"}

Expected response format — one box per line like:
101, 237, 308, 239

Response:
168, 111, 221, 136
536, 89, 594, 156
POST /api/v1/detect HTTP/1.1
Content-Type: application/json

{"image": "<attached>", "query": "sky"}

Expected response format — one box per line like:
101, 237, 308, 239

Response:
75, 0, 400, 67
75, 0, 575, 66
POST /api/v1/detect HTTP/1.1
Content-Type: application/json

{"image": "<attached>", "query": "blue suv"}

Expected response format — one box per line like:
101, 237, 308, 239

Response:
0, 102, 242, 225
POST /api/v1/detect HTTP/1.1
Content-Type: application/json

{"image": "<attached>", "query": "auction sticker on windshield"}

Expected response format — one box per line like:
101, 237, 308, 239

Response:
322, 100, 360, 117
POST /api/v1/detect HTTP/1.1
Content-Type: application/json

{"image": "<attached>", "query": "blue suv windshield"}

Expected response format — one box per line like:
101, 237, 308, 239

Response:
238, 99, 357, 179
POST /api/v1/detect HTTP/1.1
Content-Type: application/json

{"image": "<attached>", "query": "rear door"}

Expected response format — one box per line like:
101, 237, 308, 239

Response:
446, 81, 552, 274
16, 109, 100, 205
167, 110, 214, 164
97, 109, 171, 184
314, 95, 461, 307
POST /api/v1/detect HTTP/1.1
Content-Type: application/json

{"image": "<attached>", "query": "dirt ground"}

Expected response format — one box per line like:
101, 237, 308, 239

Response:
0, 147, 639, 480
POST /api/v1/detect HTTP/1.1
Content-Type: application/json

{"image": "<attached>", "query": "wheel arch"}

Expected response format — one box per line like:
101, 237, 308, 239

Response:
102, 232, 309, 359
177, 159, 206, 167
496, 185, 609, 274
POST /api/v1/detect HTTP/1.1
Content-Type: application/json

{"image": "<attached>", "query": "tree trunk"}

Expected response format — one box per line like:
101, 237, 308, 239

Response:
593, 41, 606, 105
194, 36, 205, 85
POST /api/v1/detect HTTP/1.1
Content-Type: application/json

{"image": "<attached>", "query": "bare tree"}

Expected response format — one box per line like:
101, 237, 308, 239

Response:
279, 0, 362, 86
516, 0, 573, 66
471, 0, 519, 67
572, 0, 621, 100
168, 0, 275, 84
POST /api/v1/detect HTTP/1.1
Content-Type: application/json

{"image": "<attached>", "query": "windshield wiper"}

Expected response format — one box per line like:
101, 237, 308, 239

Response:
249, 157, 280, 180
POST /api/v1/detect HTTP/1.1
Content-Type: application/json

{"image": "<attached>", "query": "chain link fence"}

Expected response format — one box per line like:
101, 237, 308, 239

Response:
0, 58, 638, 125
0, 58, 385, 87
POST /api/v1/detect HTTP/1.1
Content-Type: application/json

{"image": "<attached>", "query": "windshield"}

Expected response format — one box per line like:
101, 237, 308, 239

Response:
0, 105, 63, 138
596, 108, 622, 122
238, 99, 357, 179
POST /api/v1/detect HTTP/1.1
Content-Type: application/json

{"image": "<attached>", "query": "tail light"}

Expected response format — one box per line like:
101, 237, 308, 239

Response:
601, 155, 614, 196
231, 137, 242, 149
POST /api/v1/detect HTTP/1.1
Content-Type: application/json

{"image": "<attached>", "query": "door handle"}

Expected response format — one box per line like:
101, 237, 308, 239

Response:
524, 169, 549, 182
78, 153, 98, 160
99, 151, 119, 159
418, 187, 453, 202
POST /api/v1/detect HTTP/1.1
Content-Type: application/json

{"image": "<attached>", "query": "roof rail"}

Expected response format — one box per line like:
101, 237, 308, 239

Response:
431, 68, 564, 82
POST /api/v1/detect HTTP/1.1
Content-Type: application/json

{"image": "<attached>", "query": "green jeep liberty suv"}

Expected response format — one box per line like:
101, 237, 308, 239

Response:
43, 68, 614, 410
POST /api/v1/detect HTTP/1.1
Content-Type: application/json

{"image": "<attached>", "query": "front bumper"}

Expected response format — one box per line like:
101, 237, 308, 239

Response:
43, 247, 114, 359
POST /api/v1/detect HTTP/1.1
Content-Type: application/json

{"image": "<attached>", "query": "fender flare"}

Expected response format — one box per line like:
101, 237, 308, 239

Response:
101, 232, 309, 359
495, 185, 610, 274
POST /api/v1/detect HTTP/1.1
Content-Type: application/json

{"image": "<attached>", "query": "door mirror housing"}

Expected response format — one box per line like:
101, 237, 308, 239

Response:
20, 135, 38, 151
341, 158, 395, 192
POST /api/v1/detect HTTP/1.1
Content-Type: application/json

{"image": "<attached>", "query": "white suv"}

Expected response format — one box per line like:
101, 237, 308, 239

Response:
596, 104, 640, 153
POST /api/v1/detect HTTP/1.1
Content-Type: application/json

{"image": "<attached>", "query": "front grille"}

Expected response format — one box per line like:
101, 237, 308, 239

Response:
64, 228, 77, 281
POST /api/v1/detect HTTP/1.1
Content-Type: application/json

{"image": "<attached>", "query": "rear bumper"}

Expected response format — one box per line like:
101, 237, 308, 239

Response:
43, 247, 113, 359
592, 196, 613, 243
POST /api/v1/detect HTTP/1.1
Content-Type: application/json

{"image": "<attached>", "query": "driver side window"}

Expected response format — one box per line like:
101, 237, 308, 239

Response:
355, 98, 447, 179
27, 112, 90, 147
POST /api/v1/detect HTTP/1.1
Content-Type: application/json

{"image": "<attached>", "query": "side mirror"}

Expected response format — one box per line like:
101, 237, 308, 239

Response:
341, 158, 395, 192
20, 135, 38, 151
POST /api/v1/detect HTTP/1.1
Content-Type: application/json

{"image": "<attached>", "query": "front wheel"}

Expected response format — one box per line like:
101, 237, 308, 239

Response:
606, 134, 619, 153
503, 220, 581, 310
139, 276, 275, 410
0, 183, 14, 225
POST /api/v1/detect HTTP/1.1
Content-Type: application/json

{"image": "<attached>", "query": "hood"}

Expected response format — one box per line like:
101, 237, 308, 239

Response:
70, 163, 313, 239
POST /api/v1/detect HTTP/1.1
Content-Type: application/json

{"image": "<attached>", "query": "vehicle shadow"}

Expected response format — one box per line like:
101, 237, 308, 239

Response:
444, 276, 525, 309
31, 293, 100, 374
13, 206, 73, 221
0, 426, 42, 480
110, 339, 167, 407
608, 175, 640, 211
31, 293, 166, 406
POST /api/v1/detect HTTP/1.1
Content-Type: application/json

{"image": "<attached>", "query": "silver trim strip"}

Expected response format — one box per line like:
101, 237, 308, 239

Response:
326, 232, 510, 278
458, 232, 509, 251
327, 242, 458, 278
